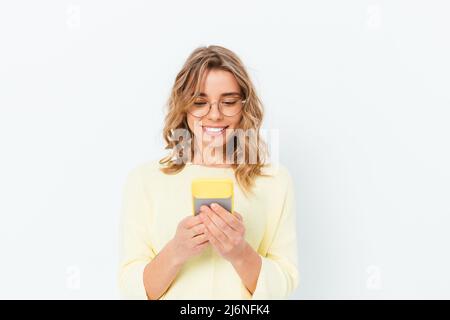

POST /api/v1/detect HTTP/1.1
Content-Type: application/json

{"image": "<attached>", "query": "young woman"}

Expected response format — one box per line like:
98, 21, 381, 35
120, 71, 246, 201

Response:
118, 45, 299, 299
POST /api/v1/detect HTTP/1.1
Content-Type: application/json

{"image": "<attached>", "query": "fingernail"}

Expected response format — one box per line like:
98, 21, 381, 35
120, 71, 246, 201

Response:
211, 203, 217, 209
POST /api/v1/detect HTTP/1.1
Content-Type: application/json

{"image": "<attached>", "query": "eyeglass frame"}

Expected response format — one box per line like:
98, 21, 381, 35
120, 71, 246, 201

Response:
186, 96, 247, 118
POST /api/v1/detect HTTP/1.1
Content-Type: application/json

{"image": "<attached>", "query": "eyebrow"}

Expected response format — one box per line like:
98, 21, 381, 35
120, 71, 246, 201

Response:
198, 92, 241, 97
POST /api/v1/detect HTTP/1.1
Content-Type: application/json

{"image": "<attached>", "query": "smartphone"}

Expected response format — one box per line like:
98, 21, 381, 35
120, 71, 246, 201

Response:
191, 178, 234, 216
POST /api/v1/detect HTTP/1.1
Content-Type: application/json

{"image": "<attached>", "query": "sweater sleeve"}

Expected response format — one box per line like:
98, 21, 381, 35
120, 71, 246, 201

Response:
243, 168, 300, 299
118, 166, 157, 299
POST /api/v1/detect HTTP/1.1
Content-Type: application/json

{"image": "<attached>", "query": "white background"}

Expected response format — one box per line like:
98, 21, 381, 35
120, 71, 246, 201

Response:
1, 0, 449, 299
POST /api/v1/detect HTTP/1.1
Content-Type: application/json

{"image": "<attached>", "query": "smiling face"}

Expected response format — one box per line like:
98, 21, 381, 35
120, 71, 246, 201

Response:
186, 69, 243, 152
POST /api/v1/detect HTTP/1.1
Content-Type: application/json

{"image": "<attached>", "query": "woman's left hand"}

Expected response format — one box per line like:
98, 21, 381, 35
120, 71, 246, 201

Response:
198, 203, 247, 263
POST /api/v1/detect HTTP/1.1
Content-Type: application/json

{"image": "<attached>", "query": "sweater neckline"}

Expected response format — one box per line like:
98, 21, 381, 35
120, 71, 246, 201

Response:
185, 162, 234, 170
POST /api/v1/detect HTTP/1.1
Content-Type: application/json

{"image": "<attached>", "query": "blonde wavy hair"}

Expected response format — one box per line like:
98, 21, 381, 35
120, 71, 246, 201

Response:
159, 45, 270, 196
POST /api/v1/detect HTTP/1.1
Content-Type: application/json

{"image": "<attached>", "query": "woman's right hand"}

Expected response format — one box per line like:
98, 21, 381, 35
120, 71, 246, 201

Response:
168, 214, 210, 266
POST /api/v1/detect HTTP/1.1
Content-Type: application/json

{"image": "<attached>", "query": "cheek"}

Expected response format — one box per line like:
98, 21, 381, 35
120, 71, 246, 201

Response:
228, 114, 243, 129
186, 115, 204, 142
186, 115, 199, 134
224, 116, 243, 143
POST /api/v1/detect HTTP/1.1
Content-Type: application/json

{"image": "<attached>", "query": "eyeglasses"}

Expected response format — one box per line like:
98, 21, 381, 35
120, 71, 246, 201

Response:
187, 96, 246, 118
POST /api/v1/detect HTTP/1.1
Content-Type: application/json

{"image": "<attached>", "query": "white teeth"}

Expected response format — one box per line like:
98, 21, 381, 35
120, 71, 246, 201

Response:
204, 127, 225, 132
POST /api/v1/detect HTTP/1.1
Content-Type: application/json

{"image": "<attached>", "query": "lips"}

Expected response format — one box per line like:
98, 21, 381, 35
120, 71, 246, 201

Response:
202, 125, 229, 136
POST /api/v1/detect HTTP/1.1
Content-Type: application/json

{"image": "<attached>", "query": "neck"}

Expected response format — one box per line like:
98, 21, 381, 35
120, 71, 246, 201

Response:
191, 143, 232, 167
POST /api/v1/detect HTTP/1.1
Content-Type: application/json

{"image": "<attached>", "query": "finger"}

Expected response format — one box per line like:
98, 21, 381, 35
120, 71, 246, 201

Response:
192, 233, 208, 245
204, 228, 223, 251
184, 215, 203, 229
189, 223, 206, 237
210, 203, 243, 232
200, 206, 231, 245
203, 205, 239, 240
193, 240, 209, 253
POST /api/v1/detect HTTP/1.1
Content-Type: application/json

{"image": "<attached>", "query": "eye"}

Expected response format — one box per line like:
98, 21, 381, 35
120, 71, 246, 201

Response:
193, 100, 208, 106
222, 100, 238, 105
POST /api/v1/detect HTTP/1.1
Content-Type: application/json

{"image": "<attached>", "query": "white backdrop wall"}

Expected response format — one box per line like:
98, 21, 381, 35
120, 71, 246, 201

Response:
1, 0, 449, 299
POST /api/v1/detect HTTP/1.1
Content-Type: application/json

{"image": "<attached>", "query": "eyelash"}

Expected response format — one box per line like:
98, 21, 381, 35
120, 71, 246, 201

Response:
194, 100, 238, 105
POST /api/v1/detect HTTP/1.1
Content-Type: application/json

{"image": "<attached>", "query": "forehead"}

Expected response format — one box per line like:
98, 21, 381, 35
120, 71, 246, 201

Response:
197, 69, 240, 96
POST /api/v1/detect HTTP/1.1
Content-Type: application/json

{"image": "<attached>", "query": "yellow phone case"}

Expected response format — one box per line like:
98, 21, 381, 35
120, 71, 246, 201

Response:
191, 178, 234, 216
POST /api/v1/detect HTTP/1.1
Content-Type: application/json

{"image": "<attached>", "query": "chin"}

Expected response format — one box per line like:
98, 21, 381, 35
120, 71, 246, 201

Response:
202, 139, 226, 149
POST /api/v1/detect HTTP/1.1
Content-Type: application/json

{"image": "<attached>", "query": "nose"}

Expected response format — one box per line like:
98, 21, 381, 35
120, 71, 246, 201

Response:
206, 101, 223, 121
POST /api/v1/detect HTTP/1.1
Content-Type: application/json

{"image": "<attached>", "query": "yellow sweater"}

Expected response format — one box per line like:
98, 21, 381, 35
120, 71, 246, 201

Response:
118, 160, 299, 299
